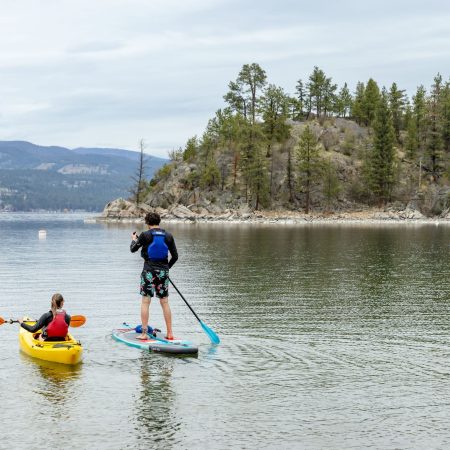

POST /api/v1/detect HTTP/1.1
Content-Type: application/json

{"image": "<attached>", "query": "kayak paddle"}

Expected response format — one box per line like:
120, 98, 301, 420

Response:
0, 315, 86, 327
168, 276, 220, 345
69, 315, 86, 327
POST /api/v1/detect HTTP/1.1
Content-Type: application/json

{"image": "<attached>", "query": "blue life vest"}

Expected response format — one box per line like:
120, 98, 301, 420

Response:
147, 229, 168, 261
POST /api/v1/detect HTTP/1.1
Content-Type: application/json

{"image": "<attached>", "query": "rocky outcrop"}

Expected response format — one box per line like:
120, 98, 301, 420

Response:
98, 199, 449, 224
99, 118, 449, 222
100, 198, 151, 221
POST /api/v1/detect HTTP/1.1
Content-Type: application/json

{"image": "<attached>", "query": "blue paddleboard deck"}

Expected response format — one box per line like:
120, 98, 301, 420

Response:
112, 327, 198, 355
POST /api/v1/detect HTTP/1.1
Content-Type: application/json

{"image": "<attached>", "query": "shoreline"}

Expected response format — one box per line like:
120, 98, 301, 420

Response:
96, 199, 450, 226
90, 212, 450, 226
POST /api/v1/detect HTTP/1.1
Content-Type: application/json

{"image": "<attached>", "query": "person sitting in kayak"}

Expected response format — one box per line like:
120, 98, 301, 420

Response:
130, 212, 178, 341
18, 293, 71, 341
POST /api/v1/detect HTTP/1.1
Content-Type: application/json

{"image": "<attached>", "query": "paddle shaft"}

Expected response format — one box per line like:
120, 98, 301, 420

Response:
0, 316, 85, 327
168, 277, 201, 323
168, 277, 220, 344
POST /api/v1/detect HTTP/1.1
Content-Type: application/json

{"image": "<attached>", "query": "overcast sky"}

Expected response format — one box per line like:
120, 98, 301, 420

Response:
0, 0, 449, 157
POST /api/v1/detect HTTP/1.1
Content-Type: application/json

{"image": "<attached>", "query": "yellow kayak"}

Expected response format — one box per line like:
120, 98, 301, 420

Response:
19, 319, 83, 365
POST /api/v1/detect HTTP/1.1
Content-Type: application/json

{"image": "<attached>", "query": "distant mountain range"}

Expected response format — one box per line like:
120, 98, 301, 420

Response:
0, 141, 168, 211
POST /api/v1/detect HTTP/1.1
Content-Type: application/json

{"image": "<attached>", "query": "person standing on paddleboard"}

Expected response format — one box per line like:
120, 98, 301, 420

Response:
130, 211, 178, 340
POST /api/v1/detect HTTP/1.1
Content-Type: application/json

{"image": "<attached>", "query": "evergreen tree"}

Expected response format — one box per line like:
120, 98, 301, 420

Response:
440, 81, 450, 156
223, 81, 247, 119
286, 144, 295, 203
260, 84, 291, 198
238, 63, 267, 125
352, 82, 365, 124
336, 82, 353, 118
294, 79, 306, 119
425, 74, 444, 180
183, 136, 198, 162
260, 84, 291, 157
405, 107, 419, 160
248, 144, 270, 210
363, 78, 381, 126
200, 158, 221, 189
322, 156, 341, 210
307, 66, 327, 118
296, 125, 322, 213
369, 89, 396, 205
322, 77, 338, 117
389, 82, 406, 141
413, 85, 427, 151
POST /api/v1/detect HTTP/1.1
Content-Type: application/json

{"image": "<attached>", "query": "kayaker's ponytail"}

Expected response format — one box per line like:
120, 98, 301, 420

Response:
51, 293, 64, 318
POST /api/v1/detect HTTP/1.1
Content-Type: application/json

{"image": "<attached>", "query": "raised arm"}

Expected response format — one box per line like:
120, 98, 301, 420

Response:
130, 232, 143, 253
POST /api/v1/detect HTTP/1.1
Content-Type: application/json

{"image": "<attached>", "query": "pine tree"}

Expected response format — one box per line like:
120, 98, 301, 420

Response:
237, 63, 267, 125
322, 156, 341, 211
260, 84, 291, 198
352, 82, 365, 124
440, 81, 450, 156
369, 89, 396, 205
389, 82, 406, 142
223, 81, 247, 119
405, 107, 419, 160
336, 83, 353, 118
322, 77, 338, 117
413, 85, 427, 152
294, 79, 306, 119
296, 125, 322, 213
363, 79, 381, 126
183, 136, 198, 162
248, 144, 270, 210
425, 74, 444, 180
307, 66, 327, 118
260, 84, 291, 157
286, 144, 295, 203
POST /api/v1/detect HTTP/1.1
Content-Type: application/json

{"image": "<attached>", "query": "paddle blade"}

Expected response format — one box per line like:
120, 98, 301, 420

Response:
200, 320, 220, 344
70, 315, 86, 327
0, 317, 5, 326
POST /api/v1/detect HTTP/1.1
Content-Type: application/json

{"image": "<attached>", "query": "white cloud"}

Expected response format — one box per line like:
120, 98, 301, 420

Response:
0, 0, 449, 157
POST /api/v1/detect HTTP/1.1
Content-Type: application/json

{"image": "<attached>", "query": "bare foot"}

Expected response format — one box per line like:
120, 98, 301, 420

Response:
137, 334, 148, 340
165, 334, 174, 340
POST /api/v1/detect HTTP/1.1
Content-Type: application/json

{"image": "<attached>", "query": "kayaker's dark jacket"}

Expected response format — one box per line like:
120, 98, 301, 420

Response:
130, 228, 178, 271
21, 311, 71, 340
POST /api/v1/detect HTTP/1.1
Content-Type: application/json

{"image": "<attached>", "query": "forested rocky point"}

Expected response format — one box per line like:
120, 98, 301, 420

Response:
123, 63, 450, 218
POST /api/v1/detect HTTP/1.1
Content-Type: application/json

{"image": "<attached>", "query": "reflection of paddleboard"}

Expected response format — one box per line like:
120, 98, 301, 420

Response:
112, 325, 198, 355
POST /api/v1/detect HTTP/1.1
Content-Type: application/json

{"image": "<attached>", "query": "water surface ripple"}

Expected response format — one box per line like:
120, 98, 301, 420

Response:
0, 213, 449, 449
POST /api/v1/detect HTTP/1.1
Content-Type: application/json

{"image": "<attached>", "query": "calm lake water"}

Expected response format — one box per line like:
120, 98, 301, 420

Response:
0, 213, 449, 450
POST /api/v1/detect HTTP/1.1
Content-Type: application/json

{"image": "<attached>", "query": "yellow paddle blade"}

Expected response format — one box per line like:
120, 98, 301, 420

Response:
0, 317, 5, 326
70, 315, 86, 327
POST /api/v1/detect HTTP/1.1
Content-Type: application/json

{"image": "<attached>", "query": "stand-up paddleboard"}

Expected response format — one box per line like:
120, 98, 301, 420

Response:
112, 324, 198, 355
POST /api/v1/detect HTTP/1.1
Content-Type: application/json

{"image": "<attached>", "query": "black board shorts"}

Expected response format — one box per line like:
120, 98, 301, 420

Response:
140, 269, 169, 299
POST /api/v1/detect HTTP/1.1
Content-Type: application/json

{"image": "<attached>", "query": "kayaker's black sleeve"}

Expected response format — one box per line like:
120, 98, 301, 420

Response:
65, 313, 71, 326
166, 233, 178, 269
20, 312, 53, 333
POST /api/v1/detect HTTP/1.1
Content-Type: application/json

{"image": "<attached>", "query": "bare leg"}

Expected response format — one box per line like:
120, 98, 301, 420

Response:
138, 296, 151, 339
160, 297, 173, 339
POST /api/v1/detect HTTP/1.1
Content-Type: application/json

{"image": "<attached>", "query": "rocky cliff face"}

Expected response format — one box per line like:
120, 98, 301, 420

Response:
101, 118, 449, 220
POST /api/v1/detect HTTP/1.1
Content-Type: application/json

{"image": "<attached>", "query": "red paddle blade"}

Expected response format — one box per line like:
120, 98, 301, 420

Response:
0, 317, 5, 326
69, 315, 86, 327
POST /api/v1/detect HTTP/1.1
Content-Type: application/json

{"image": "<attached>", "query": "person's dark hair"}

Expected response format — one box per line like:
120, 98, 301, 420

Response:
51, 293, 64, 318
145, 212, 161, 226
